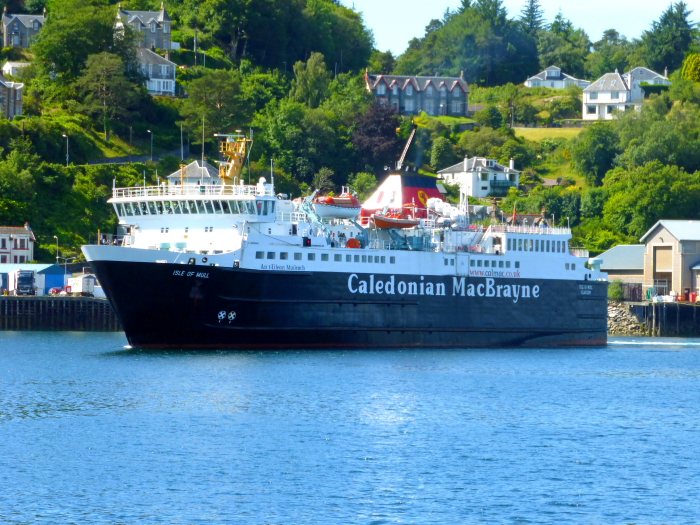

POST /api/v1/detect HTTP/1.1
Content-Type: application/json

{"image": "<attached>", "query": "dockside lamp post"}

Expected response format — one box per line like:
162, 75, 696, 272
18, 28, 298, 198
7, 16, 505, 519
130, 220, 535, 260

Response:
53, 235, 59, 265
62, 134, 69, 166
148, 130, 153, 162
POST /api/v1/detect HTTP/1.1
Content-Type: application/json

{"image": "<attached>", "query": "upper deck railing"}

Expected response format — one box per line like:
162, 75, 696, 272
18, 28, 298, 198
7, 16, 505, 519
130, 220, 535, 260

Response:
112, 183, 275, 199
488, 225, 571, 235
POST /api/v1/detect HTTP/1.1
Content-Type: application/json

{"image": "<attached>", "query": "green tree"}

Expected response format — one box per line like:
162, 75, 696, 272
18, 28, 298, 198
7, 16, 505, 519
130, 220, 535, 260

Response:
369, 50, 396, 74
681, 53, 700, 82
580, 187, 608, 218
31, 0, 140, 92
74, 53, 142, 141
571, 123, 620, 186
475, 105, 503, 128
520, 0, 545, 36
430, 137, 458, 171
292, 52, 331, 108
642, 2, 697, 73
608, 279, 625, 301
347, 172, 378, 201
351, 101, 401, 171
603, 162, 700, 239
313, 167, 334, 192
456, 127, 508, 158
181, 69, 248, 140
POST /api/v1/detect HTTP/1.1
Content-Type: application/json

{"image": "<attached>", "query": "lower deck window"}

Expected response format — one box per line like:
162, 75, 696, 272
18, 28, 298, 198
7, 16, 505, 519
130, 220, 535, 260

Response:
256, 252, 264, 259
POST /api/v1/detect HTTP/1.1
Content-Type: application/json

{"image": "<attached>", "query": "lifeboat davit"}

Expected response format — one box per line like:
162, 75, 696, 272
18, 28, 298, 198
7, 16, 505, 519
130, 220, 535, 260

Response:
372, 210, 421, 229
312, 193, 362, 219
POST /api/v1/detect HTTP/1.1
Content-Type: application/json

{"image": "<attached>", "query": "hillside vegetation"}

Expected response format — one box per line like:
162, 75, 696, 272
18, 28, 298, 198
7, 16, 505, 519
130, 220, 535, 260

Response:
0, 0, 697, 261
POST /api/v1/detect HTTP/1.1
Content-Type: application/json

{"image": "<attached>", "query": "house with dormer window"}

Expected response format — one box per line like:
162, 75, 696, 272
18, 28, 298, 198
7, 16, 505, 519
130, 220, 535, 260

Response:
116, 2, 172, 50
136, 48, 176, 96
525, 65, 590, 89
365, 73, 470, 116
1, 7, 46, 48
0, 223, 36, 264
437, 157, 520, 198
583, 67, 672, 120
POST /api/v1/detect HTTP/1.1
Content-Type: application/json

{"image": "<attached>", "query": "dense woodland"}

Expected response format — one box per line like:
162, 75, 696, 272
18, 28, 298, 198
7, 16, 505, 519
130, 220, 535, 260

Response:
0, 0, 698, 261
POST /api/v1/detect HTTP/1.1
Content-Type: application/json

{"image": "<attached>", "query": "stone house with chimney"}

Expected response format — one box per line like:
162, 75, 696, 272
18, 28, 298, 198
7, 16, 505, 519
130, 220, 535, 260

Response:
1, 8, 46, 48
365, 73, 470, 117
0, 74, 23, 118
116, 2, 172, 50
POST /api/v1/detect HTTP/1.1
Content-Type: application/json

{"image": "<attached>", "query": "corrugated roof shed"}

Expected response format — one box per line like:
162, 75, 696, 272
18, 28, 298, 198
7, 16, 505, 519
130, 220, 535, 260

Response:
595, 245, 645, 270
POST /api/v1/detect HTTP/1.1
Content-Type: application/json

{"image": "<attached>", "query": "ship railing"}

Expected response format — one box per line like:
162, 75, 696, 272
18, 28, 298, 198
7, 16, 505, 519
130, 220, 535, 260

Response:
276, 211, 309, 222
368, 240, 393, 250
488, 225, 571, 235
112, 183, 275, 199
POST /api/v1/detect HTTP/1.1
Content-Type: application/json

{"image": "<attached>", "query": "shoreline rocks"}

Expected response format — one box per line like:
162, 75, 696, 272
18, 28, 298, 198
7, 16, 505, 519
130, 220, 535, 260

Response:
608, 301, 646, 335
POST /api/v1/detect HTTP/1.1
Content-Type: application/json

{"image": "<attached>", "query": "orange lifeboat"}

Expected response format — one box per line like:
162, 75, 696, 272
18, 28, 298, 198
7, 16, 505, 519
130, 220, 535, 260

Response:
312, 192, 362, 219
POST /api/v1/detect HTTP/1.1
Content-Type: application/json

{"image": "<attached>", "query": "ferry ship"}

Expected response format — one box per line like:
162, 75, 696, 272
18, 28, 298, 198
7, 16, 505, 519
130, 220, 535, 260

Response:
82, 134, 608, 348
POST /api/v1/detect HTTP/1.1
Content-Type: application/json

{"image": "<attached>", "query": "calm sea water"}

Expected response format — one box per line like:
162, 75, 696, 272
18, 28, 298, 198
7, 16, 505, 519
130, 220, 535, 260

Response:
1, 332, 699, 524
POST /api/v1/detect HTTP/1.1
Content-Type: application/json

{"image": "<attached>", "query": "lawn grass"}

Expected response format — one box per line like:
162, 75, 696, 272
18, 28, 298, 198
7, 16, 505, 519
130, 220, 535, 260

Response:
514, 127, 583, 141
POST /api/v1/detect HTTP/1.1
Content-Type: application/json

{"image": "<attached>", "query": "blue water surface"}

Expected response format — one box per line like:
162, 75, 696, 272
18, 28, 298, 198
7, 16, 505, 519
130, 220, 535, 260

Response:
0, 332, 699, 524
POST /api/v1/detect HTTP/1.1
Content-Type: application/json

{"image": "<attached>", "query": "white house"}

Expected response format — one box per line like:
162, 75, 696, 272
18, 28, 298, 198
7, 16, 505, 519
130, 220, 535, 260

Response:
2, 61, 29, 77
525, 65, 590, 89
437, 157, 520, 199
582, 70, 635, 120
0, 223, 36, 264
583, 67, 672, 120
136, 48, 176, 96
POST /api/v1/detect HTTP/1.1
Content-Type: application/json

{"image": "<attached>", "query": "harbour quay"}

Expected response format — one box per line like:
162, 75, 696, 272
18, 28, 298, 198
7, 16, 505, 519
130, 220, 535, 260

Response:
0, 296, 121, 331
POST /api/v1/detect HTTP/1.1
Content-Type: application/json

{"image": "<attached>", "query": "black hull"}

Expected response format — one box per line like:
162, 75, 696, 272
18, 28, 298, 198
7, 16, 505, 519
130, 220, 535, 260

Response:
90, 261, 608, 348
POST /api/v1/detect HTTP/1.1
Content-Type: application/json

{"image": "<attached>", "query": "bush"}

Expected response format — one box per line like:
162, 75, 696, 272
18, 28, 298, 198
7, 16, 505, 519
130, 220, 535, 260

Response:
608, 279, 625, 301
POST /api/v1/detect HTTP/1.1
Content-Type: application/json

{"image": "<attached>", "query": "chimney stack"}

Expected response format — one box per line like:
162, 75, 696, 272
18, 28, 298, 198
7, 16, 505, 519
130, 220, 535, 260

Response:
509, 157, 515, 170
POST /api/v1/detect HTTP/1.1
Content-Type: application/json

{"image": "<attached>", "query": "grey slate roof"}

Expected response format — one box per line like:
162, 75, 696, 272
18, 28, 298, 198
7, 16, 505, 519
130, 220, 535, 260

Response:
595, 245, 645, 271
366, 73, 470, 93
136, 48, 176, 66
0, 225, 35, 241
625, 67, 666, 82
167, 160, 219, 180
526, 66, 581, 82
640, 220, 700, 243
438, 157, 517, 174
584, 71, 629, 92
3, 14, 45, 27
118, 4, 170, 23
